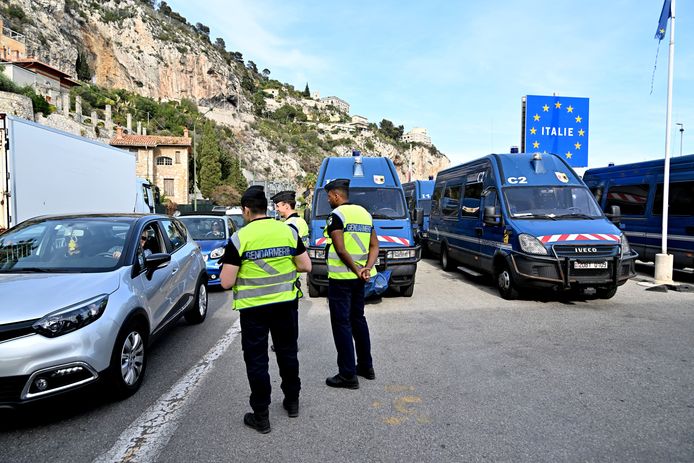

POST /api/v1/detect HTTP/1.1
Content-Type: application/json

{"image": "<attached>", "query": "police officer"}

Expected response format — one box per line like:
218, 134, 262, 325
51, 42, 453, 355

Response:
323, 179, 378, 389
220, 186, 312, 433
271, 190, 310, 247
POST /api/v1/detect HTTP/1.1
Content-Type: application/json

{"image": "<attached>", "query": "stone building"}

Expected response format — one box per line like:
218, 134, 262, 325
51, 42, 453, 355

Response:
320, 96, 350, 114
401, 127, 432, 147
110, 127, 192, 205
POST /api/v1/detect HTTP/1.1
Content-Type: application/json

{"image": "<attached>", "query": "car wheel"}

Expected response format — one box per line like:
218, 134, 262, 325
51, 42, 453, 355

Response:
440, 245, 455, 272
185, 276, 208, 324
495, 262, 519, 300
308, 277, 321, 298
596, 285, 617, 299
108, 319, 147, 399
400, 277, 415, 297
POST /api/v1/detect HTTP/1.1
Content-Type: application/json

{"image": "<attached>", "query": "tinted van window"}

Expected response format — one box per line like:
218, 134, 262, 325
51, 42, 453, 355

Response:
653, 181, 694, 215
442, 184, 462, 217
462, 182, 483, 218
605, 184, 649, 215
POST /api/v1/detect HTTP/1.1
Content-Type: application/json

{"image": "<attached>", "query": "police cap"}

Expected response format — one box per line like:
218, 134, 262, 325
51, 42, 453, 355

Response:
323, 178, 350, 192
270, 190, 296, 203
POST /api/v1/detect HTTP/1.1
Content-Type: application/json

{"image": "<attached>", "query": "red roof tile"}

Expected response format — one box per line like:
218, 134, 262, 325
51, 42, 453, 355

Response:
109, 133, 192, 147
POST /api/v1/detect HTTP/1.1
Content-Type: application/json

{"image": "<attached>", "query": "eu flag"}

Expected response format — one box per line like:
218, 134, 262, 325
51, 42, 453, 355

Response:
655, 0, 672, 40
523, 95, 590, 168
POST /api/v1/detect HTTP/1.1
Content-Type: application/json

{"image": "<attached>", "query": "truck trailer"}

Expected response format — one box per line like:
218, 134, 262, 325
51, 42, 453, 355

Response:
0, 114, 156, 231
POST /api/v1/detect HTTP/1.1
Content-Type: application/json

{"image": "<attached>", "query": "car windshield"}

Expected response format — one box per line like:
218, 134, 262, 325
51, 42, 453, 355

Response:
0, 218, 134, 273
179, 217, 227, 240
504, 186, 603, 219
228, 214, 245, 229
314, 188, 408, 219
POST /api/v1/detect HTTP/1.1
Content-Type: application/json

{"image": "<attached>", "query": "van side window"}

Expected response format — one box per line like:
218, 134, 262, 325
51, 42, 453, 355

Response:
605, 184, 649, 215
462, 182, 483, 217
589, 187, 603, 205
432, 185, 444, 215
442, 185, 462, 217
653, 181, 694, 215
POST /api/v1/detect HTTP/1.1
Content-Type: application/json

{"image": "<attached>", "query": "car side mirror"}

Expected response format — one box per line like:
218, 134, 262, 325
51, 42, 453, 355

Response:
606, 205, 621, 225
144, 252, 171, 272
415, 208, 424, 226
483, 206, 501, 226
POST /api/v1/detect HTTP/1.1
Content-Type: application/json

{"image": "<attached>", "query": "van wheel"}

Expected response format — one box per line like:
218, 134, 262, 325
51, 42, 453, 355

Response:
400, 277, 415, 297
440, 245, 455, 272
495, 263, 519, 300
108, 319, 148, 399
597, 285, 617, 299
185, 276, 208, 324
308, 278, 321, 298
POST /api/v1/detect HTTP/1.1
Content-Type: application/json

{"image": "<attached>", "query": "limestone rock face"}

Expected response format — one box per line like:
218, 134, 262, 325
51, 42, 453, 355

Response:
14, 0, 449, 183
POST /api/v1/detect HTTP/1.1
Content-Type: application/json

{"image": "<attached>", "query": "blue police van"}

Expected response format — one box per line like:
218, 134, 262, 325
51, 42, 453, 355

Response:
306, 151, 421, 297
583, 154, 694, 269
428, 152, 637, 299
402, 179, 435, 248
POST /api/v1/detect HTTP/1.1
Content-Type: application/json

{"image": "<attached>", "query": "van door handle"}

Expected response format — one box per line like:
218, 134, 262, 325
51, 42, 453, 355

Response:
475, 227, 483, 236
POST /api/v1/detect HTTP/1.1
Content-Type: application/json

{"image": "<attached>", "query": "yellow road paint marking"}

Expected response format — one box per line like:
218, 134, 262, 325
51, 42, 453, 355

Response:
383, 417, 405, 425
371, 401, 382, 409
394, 396, 422, 414
384, 385, 415, 393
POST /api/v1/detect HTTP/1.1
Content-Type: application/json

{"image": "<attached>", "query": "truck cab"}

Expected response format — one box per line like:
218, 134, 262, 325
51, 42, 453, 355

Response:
428, 152, 637, 299
402, 179, 435, 248
306, 151, 421, 297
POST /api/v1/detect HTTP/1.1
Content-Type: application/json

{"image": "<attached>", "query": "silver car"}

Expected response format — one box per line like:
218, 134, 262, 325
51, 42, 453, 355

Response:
0, 214, 208, 407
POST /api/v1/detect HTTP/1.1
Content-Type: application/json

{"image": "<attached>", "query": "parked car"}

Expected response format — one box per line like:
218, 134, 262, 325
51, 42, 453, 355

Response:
0, 214, 208, 407
178, 212, 237, 286
225, 206, 245, 229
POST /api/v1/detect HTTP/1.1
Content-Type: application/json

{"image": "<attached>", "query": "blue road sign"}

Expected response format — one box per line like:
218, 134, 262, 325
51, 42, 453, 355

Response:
524, 95, 589, 168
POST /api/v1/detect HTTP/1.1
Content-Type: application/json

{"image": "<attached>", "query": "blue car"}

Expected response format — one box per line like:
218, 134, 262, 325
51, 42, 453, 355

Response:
178, 213, 238, 286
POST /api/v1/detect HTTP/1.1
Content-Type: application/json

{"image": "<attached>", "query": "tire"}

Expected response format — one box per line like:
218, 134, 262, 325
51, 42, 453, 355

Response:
440, 245, 456, 272
108, 318, 148, 399
185, 276, 208, 324
495, 262, 519, 300
400, 277, 415, 297
596, 285, 618, 299
308, 277, 321, 298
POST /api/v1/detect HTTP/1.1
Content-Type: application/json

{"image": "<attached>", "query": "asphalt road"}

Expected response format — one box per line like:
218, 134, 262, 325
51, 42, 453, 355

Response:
1, 260, 693, 463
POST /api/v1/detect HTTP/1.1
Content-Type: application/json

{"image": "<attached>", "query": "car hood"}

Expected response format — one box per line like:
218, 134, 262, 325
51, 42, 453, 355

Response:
511, 218, 622, 243
196, 239, 228, 254
0, 271, 121, 324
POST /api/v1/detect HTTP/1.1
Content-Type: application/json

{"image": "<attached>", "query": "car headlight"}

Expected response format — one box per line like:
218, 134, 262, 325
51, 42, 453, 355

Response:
308, 248, 326, 259
620, 234, 631, 256
209, 247, 225, 260
518, 234, 548, 255
386, 249, 417, 259
33, 295, 108, 338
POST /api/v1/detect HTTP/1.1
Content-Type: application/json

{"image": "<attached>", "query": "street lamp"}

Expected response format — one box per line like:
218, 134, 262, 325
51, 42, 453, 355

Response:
676, 123, 684, 157
192, 107, 214, 211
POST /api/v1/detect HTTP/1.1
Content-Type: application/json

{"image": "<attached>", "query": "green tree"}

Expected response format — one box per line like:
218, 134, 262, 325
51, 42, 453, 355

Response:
197, 122, 222, 198
214, 37, 226, 50
302, 83, 310, 98
75, 51, 92, 82
378, 119, 404, 141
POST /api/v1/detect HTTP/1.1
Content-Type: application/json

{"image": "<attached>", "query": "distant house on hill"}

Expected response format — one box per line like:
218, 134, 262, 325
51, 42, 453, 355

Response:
110, 127, 192, 205
401, 127, 432, 147
320, 96, 350, 114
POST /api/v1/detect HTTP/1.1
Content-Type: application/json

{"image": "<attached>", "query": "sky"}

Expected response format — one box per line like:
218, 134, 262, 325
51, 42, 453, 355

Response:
167, 0, 693, 169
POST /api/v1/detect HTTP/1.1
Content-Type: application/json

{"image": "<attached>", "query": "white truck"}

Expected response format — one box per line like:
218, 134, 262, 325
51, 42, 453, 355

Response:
0, 113, 157, 231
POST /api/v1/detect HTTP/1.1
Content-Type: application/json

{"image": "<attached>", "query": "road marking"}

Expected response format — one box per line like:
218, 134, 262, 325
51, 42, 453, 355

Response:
94, 319, 242, 463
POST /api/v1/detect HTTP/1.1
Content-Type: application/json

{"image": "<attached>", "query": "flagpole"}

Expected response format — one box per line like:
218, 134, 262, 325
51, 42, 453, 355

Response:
655, 0, 675, 284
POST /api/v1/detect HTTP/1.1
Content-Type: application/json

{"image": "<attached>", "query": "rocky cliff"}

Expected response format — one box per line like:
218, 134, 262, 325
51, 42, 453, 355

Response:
7, 0, 449, 183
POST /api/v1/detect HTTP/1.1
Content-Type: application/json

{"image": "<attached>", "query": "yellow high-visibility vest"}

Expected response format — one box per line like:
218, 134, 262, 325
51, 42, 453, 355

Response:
324, 204, 376, 280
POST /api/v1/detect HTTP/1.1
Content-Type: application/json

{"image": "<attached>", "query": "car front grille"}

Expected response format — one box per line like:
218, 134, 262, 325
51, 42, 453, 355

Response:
0, 375, 28, 403
0, 320, 38, 343
553, 244, 619, 258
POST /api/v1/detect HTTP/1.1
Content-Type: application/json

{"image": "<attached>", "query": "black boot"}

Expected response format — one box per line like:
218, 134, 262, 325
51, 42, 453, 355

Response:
325, 374, 359, 389
356, 365, 376, 380
243, 410, 271, 434
283, 398, 299, 418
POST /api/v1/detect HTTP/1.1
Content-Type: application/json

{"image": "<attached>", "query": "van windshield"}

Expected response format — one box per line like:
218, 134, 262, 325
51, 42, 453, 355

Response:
314, 188, 407, 219
504, 186, 603, 219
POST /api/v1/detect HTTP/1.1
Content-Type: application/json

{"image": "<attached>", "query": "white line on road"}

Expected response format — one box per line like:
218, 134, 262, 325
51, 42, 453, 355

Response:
94, 318, 242, 463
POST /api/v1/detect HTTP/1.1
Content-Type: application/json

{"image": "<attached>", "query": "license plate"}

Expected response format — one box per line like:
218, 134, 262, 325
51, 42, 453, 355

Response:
574, 261, 608, 269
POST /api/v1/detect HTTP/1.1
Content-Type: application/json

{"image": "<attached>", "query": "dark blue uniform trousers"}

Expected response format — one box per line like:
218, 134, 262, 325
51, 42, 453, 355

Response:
239, 298, 300, 413
328, 278, 373, 378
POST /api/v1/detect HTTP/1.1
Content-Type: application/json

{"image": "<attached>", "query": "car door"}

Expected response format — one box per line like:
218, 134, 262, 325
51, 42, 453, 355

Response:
159, 219, 193, 315
134, 220, 179, 332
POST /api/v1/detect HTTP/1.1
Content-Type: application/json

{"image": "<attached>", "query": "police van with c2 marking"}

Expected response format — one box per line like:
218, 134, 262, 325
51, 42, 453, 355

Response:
428, 152, 637, 299
306, 151, 421, 297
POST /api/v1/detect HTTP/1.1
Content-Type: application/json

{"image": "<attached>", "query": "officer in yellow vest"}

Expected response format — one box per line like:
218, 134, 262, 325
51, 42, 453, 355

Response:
271, 190, 310, 247
220, 185, 312, 433
323, 179, 379, 389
